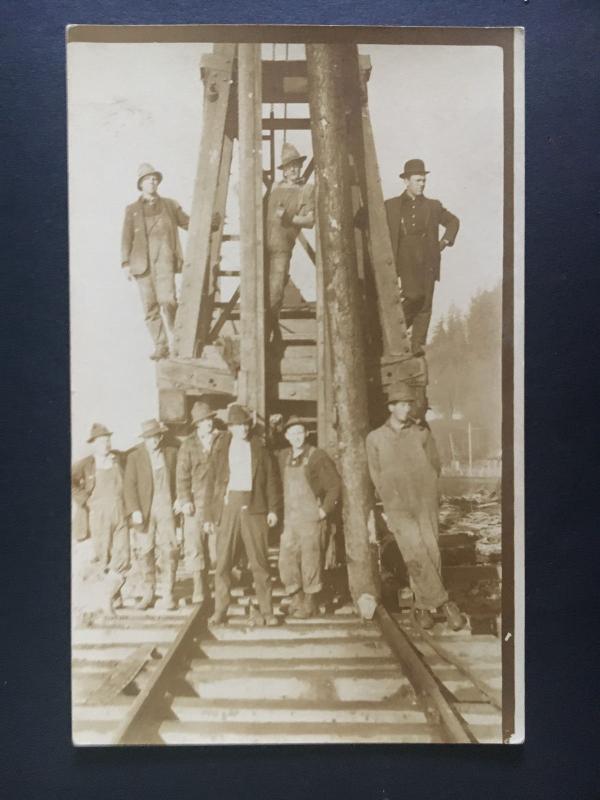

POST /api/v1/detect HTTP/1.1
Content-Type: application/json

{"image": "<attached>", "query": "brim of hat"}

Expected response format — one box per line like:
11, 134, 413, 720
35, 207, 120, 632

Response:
87, 431, 112, 443
137, 171, 163, 189
283, 420, 309, 432
140, 428, 166, 437
227, 417, 251, 425
192, 412, 217, 424
277, 156, 307, 170
399, 170, 429, 178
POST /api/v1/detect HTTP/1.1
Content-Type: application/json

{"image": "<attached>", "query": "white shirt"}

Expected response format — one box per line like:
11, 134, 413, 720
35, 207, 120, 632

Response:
227, 437, 253, 492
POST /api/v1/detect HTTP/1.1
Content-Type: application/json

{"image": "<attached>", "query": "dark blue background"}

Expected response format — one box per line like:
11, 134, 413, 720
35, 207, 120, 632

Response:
2, 2, 599, 798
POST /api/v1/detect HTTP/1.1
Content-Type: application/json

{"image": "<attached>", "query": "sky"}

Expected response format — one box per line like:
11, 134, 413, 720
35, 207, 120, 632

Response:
68, 40, 503, 457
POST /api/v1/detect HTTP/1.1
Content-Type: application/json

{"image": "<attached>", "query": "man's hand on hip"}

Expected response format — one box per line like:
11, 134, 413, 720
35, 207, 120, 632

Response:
267, 512, 278, 528
131, 510, 143, 526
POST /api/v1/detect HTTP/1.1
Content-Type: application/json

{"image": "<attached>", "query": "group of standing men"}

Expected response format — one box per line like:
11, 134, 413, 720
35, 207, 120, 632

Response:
72, 403, 342, 625
75, 146, 464, 629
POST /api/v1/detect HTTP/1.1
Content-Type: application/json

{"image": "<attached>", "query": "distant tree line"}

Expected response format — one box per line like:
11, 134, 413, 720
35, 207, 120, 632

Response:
427, 283, 502, 465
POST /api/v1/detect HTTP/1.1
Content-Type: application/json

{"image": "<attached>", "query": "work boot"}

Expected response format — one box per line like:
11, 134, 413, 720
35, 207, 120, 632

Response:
136, 583, 155, 610
443, 601, 465, 632
293, 592, 318, 620
150, 344, 169, 361
209, 609, 228, 626
191, 570, 204, 605
102, 570, 125, 616
413, 608, 435, 630
264, 614, 279, 627
287, 590, 304, 617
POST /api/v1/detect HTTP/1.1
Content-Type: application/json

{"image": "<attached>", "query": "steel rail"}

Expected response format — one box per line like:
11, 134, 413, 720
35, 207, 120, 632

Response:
110, 605, 205, 745
375, 606, 473, 744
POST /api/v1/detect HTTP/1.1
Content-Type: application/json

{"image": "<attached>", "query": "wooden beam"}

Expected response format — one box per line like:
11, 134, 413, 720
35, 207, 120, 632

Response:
315, 219, 336, 455
347, 53, 412, 361
307, 43, 378, 604
262, 56, 372, 103
157, 357, 235, 395
173, 44, 236, 358
237, 44, 267, 425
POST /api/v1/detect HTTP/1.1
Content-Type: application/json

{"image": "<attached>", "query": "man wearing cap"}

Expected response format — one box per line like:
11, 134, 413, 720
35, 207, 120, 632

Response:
366, 384, 464, 631
266, 143, 315, 342
71, 423, 130, 615
203, 404, 281, 626
176, 401, 223, 605
124, 419, 180, 610
385, 159, 459, 356
121, 163, 189, 360
277, 417, 342, 619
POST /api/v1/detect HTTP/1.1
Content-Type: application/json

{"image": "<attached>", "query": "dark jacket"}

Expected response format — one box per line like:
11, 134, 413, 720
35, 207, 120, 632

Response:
124, 443, 178, 527
277, 445, 342, 516
385, 192, 459, 283
121, 196, 189, 276
203, 433, 282, 524
176, 431, 223, 506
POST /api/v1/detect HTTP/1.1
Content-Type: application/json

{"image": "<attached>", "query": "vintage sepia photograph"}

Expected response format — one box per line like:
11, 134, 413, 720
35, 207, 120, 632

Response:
68, 25, 524, 745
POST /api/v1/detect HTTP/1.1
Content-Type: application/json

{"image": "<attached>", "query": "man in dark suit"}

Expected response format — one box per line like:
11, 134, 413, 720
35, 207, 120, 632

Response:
121, 163, 189, 361
385, 159, 459, 356
204, 404, 281, 627
124, 418, 179, 610
176, 401, 223, 606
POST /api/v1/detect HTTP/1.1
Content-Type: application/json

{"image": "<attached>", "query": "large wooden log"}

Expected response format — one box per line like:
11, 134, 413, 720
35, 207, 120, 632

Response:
306, 43, 378, 605
237, 44, 267, 425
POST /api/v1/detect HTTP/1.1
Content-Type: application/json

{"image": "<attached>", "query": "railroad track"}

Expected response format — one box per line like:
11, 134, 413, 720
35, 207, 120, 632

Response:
72, 547, 502, 746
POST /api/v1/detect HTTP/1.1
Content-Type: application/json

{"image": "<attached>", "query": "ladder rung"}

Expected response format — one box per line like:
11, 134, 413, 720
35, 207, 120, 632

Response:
222, 234, 240, 241
216, 270, 240, 277
262, 118, 311, 131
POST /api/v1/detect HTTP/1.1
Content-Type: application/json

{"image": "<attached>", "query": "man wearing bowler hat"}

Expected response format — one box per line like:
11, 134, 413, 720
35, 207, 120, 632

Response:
121, 163, 189, 360
124, 418, 180, 610
71, 423, 130, 615
385, 159, 459, 356
266, 143, 315, 346
277, 417, 341, 619
203, 404, 281, 626
176, 401, 223, 605
366, 384, 464, 631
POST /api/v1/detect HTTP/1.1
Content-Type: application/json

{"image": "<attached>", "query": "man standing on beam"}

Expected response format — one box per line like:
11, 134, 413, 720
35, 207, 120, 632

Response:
384, 159, 459, 356
266, 143, 315, 355
121, 163, 189, 361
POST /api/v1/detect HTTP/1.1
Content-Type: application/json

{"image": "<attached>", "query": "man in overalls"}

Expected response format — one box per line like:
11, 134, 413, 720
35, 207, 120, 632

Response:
71, 423, 130, 615
121, 163, 189, 360
176, 401, 222, 606
277, 417, 341, 619
124, 419, 179, 610
366, 384, 464, 631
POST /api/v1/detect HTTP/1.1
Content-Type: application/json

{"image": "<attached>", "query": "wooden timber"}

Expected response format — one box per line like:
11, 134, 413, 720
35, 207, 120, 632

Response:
237, 43, 267, 424
173, 44, 236, 358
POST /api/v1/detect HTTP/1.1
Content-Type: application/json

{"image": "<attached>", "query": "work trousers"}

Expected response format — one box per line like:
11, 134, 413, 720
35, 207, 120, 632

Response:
268, 251, 292, 317
388, 510, 448, 610
88, 501, 130, 574
182, 510, 210, 571
135, 261, 177, 347
214, 491, 273, 616
135, 495, 179, 578
279, 517, 324, 595
401, 272, 435, 353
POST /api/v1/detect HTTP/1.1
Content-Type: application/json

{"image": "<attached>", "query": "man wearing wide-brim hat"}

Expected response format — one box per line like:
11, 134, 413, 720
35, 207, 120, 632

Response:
384, 158, 459, 356
175, 401, 223, 605
71, 423, 130, 615
203, 403, 281, 626
121, 163, 190, 361
365, 383, 465, 631
276, 416, 341, 619
124, 418, 180, 609
266, 143, 315, 341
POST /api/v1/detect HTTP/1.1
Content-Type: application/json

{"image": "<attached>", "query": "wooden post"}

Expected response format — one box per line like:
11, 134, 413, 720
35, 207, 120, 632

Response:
237, 44, 267, 426
306, 43, 378, 605
173, 43, 236, 358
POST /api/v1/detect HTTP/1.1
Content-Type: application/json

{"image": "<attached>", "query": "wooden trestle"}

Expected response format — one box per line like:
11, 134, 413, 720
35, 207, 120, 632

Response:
157, 43, 426, 447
